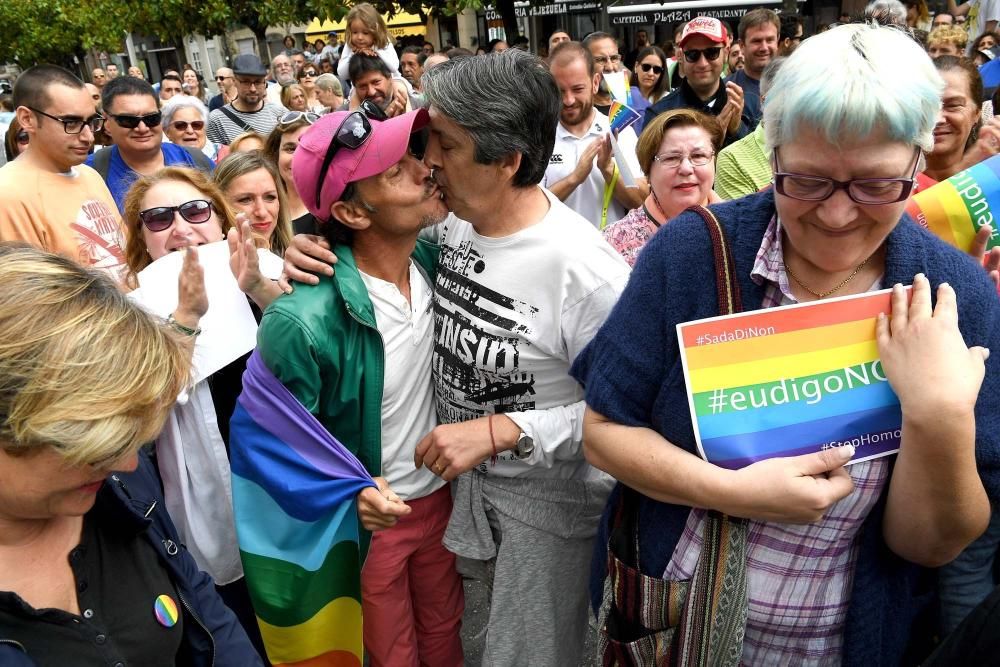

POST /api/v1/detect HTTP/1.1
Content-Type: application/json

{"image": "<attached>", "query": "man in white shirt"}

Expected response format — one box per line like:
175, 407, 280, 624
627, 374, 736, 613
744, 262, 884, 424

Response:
543, 41, 646, 229
258, 108, 463, 665
418, 50, 631, 666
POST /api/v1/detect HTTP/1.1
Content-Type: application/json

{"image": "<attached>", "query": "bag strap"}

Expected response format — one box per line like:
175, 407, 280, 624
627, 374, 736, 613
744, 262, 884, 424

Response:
218, 105, 255, 137
689, 205, 743, 316
91, 145, 113, 181
179, 145, 215, 172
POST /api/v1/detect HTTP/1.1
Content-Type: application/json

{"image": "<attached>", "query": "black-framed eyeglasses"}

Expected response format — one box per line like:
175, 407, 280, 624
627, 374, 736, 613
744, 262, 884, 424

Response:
139, 199, 214, 232
314, 111, 373, 209
279, 111, 320, 127
683, 47, 723, 63
773, 147, 921, 205
640, 63, 664, 74
109, 111, 162, 129
26, 106, 105, 134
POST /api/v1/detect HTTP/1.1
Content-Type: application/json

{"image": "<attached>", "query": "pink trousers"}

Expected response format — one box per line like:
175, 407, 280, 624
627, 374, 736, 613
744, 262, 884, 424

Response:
361, 485, 464, 667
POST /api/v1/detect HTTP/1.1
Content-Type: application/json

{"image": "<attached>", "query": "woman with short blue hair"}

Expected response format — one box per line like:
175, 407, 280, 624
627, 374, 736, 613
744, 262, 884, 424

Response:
573, 22, 1000, 664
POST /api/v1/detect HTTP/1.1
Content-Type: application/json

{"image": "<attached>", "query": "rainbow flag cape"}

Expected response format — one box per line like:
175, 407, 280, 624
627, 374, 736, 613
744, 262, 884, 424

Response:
677, 289, 905, 470
906, 154, 1000, 252
230, 351, 376, 667
608, 100, 641, 133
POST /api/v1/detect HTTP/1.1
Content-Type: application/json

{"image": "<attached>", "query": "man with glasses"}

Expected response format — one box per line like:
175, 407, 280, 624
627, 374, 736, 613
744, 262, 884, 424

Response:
582, 31, 627, 114
645, 17, 749, 145
91, 67, 108, 90
246, 108, 464, 665
207, 54, 284, 146
544, 41, 645, 229
267, 53, 296, 106
85, 76, 213, 212
208, 67, 234, 112
0, 65, 127, 282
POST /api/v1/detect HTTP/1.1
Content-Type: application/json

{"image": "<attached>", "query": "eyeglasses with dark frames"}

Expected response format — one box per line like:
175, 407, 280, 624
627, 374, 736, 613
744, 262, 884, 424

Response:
109, 112, 162, 129
772, 147, 921, 205
640, 63, 664, 74
683, 47, 723, 63
26, 106, 105, 134
170, 120, 205, 132
139, 199, 214, 232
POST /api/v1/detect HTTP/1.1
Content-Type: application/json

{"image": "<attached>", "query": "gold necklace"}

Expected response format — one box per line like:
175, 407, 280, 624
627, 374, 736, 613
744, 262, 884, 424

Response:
784, 253, 874, 299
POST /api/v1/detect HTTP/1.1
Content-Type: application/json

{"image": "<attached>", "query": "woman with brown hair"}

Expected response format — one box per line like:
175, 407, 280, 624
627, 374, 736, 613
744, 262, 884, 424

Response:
603, 108, 723, 266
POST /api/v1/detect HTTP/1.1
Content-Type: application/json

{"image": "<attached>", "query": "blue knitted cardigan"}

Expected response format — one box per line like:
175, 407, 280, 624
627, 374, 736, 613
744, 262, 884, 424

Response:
571, 189, 1000, 666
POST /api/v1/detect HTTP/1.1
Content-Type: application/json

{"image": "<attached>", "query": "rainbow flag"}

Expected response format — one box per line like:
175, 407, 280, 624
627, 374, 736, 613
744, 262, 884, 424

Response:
230, 351, 376, 666
906, 154, 1000, 252
608, 100, 641, 133
677, 289, 906, 470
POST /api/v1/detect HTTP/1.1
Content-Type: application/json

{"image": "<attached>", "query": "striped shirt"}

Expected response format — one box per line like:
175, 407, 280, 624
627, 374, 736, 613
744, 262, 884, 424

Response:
663, 216, 891, 665
715, 123, 772, 201
206, 102, 285, 146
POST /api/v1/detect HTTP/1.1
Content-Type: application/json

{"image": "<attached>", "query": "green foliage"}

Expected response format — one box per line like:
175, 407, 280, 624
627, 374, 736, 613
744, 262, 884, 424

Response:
0, 0, 485, 65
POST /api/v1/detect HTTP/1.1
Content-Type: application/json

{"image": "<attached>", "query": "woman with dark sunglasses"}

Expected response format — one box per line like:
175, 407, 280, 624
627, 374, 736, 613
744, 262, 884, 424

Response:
628, 46, 670, 134
119, 166, 279, 661
161, 94, 227, 163
295, 65, 325, 113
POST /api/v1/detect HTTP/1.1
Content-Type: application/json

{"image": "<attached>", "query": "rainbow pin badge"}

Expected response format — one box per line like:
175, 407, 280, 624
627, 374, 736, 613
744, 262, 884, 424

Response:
153, 594, 179, 628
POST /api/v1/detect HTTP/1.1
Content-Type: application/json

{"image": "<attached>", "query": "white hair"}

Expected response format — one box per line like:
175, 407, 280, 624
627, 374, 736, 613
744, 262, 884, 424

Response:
763, 23, 943, 152
160, 94, 209, 127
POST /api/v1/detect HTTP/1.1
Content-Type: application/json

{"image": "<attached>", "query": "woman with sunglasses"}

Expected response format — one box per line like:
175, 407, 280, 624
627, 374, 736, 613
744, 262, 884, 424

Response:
121, 167, 277, 661
162, 95, 227, 163
572, 24, 1000, 665
264, 111, 318, 234
295, 65, 326, 113
629, 46, 671, 134
214, 151, 294, 256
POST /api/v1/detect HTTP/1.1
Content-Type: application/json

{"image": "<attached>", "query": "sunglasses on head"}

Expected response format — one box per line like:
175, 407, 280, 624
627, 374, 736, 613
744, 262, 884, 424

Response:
111, 111, 162, 129
640, 63, 664, 74
314, 111, 374, 209
279, 111, 320, 127
139, 199, 214, 232
171, 120, 205, 132
683, 47, 723, 63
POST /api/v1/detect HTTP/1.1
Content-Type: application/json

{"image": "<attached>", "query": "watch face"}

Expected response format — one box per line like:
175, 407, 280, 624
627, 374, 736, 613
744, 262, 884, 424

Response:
515, 434, 535, 459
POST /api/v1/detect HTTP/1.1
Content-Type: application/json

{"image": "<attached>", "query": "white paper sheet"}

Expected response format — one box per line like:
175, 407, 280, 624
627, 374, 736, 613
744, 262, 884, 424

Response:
128, 241, 268, 382
602, 71, 629, 104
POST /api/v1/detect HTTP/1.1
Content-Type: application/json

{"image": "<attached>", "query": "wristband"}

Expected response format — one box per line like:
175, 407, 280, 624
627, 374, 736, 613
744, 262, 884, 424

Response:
166, 314, 202, 337
488, 414, 498, 466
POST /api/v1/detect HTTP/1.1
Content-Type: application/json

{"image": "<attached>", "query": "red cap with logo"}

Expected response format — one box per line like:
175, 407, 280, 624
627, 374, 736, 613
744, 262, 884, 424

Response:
679, 17, 729, 47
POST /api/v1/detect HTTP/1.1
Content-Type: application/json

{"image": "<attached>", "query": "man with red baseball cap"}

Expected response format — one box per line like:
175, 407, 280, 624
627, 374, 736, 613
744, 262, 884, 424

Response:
644, 16, 749, 144
248, 108, 464, 665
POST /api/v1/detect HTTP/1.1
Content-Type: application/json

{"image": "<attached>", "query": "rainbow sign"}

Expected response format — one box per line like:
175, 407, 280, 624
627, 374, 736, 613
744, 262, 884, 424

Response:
677, 289, 907, 470
608, 101, 641, 133
906, 154, 1000, 252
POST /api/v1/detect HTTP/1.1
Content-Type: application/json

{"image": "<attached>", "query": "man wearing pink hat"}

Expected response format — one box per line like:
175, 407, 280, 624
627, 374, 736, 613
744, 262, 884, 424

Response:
644, 16, 748, 144
250, 108, 464, 666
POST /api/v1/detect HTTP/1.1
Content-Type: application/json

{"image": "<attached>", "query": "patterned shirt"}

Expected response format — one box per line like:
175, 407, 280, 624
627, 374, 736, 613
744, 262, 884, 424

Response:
602, 206, 659, 267
663, 216, 891, 665
206, 102, 285, 146
715, 123, 772, 201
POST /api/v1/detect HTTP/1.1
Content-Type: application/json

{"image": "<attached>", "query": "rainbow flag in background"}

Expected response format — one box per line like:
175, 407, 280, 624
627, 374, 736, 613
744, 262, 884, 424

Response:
608, 100, 641, 133
677, 289, 906, 470
230, 351, 376, 667
906, 154, 1000, 252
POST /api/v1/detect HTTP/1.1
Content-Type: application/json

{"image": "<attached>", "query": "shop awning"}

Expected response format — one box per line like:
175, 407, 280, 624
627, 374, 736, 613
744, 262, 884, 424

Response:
607, 0, 802, 24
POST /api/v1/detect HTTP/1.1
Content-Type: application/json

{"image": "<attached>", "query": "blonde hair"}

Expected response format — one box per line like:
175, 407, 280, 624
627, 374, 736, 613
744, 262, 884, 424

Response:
280, 83, 306, 110
346, 3, 391, 50
229, 132, 266, 153
0, 243, 189, 466
928, 25, 969, 50
214, 150, 293, 256
122, 166, 238, 287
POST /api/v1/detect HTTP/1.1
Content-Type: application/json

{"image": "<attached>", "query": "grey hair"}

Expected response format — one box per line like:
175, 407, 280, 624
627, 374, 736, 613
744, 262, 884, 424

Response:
160, 94, 209, 127
314, 73, 343, 95
421, 49, 560, 188
864, 0, 908, 27
759, 55, 785, 98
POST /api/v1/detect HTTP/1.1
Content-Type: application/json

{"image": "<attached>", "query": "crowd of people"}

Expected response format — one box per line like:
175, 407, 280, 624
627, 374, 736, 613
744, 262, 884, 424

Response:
1, 2, 1000, 666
